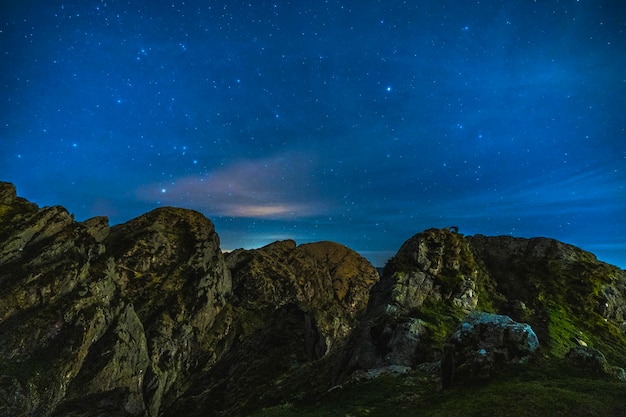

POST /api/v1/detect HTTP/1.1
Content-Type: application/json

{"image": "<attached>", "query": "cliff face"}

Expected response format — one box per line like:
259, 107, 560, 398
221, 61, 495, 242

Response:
1, 182, 625, 416
0, 182, 379, 416
165, 239, 379, 416
467, 234, 626, 359
0, 182, 232, 416
338, 228, 626, 380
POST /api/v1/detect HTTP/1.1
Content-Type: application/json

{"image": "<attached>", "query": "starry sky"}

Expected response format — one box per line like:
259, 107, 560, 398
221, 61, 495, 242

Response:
1, 1, 625, 268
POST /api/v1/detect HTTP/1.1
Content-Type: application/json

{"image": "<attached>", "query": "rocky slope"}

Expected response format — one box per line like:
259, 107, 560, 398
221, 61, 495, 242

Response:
1, 182, 625, 416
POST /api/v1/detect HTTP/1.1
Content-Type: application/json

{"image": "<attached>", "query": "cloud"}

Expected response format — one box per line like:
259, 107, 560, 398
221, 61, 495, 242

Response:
135, 152, 330, 219
434, 166, 625, 219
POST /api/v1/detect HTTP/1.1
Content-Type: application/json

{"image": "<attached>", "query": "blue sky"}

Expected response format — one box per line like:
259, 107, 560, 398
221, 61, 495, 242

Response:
1, 0, 625, 267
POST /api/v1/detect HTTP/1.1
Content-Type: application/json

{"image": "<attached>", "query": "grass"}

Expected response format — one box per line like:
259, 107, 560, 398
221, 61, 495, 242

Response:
245, 359, 626, 417
546, 303, 586, 358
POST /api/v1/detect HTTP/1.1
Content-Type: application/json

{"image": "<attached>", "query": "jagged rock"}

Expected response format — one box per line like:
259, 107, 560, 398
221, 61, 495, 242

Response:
81, 216, 110, 243
226, 239, 379, 352
162, 240, 380, 416
441, 312, 539, 388
337, 229, 494, 379
0, 189, 232, 416
372, 228, 484, 312
0, 190, 117, 416
105, 207, 231, 415
0, 181, 17, 203
1, 182, 626, 416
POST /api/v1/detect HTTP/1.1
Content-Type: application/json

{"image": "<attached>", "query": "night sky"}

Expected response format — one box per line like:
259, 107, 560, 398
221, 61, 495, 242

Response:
1, 1, 625, 268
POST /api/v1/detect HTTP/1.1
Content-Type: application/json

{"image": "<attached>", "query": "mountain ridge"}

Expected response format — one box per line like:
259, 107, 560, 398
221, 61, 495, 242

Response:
1, 181, 625, 416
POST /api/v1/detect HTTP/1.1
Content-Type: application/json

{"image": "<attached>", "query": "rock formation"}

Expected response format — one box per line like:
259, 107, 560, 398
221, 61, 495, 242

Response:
0, 182, 379, 416
441, 312, 539, 387
0, 182, 232, 416
337, 228, 626, 384
0, 181, 625, 416
337, 228, 496, 378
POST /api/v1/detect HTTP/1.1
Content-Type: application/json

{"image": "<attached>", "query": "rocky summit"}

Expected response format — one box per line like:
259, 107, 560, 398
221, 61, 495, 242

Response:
1, 181, 625, 417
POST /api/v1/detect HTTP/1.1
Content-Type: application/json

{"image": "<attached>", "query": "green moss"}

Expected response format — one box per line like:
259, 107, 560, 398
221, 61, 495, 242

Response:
582, 316, 626, 366
413, 299, 465, 346
0, 204, 12, 219
545, 259, 609, 315
545, 302, 626, 366
546, 303, 583, 357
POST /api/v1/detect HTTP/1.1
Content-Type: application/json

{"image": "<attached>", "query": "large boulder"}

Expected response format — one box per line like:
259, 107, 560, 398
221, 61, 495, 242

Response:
442, 312, 539, 387
102, 207, 232, 415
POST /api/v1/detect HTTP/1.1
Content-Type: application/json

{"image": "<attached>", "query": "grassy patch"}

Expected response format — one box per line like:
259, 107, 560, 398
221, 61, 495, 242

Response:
245, 359, 626, 417
546, 303, 584, 357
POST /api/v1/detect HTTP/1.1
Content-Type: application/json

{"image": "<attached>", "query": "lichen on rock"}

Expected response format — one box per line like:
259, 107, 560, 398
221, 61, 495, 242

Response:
441, 312, 539, 387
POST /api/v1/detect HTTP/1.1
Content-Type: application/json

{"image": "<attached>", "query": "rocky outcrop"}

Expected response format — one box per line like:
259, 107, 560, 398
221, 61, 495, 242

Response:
337, 228, 626, 385
226, 239, 378, 351
372, 228, 486, 312
0, 182, 232, 417
467, 234, 626, 357
441, 312, 539, 387
165, 239, 380, 416
1, 181, 625, 416
104, 207, 232, 415
0, 182, 379, 416
337, 229, 497, 378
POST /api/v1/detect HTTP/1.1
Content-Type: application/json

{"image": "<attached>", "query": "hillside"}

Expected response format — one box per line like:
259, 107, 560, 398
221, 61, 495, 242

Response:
1, 181, 625, 416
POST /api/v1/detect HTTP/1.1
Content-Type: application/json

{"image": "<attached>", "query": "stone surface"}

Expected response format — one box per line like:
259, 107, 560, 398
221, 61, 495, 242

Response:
0, 183, 380, 416
372, 228, 485, 312
441, 312, 539, 387
165, 239, 380, 416
467, 234, 626, 341
337, 228, 494, 378
0, 192, 232, 416
226, 239, 379, 352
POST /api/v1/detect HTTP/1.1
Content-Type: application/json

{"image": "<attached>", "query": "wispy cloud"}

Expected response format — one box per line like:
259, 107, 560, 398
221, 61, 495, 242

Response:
435, 166, 625, 219
135, 152, 330, 219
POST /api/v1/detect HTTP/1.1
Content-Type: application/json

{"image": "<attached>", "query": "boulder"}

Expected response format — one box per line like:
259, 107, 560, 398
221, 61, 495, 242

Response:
565, 345, 626, 381
164, 240, 380, 416
467, 234, 626, 343
442, 312, 539, 388
104, 207, 231, 415
0, 201, 232, 417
